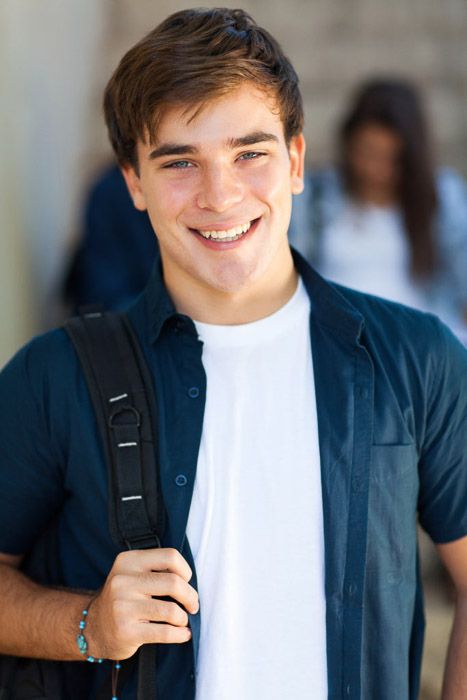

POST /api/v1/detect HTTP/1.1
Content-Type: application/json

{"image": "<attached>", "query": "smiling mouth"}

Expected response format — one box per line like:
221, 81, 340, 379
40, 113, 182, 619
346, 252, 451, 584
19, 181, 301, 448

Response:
191, 219, 259, 242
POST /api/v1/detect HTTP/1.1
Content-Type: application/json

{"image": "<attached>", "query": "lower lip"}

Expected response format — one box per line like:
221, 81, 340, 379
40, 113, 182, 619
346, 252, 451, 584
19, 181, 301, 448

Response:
190, 218, 261, 250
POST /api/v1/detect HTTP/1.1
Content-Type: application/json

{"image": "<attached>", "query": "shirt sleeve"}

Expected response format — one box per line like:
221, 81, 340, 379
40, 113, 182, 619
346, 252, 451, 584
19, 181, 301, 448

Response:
417, 318, 467, 543
0, 334, 66, 555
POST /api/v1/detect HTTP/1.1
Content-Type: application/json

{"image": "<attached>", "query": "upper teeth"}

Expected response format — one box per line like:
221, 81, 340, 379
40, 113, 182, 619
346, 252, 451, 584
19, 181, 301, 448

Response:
198, 221, 251, 240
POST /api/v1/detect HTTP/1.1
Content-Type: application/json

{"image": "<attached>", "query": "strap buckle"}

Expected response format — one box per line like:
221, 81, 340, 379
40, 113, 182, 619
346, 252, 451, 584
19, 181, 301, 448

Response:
125, 534, 161, 550
108, 405, 141, 428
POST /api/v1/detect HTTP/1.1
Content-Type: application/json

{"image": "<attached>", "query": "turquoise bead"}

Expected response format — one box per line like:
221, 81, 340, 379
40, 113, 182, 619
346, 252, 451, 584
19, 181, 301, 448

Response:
77, 606, 104, 664
77, 634, 87, 654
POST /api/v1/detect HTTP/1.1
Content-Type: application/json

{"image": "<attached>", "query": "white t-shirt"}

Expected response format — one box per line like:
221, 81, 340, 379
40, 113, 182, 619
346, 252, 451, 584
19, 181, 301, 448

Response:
187, 278, 327, 700
320, 201, 427, 310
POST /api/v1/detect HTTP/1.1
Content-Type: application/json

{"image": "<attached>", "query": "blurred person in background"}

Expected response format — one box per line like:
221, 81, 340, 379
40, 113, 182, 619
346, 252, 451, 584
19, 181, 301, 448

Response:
63, 164, 158, 312
289, 78, 467, 343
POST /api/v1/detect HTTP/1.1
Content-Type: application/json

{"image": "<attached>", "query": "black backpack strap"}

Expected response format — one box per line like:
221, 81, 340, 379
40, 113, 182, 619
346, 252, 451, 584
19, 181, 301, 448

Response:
65, 309, 165, 550
137, 645, 158, 699
65, 309, 164, 699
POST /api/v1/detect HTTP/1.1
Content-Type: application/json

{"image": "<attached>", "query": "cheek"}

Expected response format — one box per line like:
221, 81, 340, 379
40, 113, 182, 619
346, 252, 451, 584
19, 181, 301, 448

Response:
247, 162, 292, 206
145, 179, 194, 225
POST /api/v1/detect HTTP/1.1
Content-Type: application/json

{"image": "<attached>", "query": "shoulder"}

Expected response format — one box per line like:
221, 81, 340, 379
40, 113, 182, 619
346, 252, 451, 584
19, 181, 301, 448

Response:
3, 326, 76, 373
332, 282, 436, 331
0, 329, 84, 487
332, 282, 464, 371
0, 327, 80, 408
332, 284, 467, 459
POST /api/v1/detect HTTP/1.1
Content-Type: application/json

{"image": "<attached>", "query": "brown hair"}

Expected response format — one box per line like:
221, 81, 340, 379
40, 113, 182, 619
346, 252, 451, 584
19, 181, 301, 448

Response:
339, 78, 438, 279
103, 7, 303, 171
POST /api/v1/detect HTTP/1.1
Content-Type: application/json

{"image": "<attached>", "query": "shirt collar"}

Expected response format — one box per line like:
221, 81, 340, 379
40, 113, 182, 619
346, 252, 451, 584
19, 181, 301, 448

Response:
128, 260, 183, 345
132, 248, 365, 346
292, 248, 365, 345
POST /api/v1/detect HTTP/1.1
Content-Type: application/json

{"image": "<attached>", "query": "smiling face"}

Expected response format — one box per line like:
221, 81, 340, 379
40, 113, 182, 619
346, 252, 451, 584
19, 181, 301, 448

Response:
122, 83, 305, 320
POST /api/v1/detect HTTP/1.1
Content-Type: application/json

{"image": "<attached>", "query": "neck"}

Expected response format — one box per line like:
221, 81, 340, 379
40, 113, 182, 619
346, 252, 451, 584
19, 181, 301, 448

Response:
163, 250, 298, 325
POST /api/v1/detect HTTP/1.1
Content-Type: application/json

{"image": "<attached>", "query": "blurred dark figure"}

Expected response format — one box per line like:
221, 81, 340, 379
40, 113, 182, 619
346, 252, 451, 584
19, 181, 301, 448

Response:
63, 165, 159, 311
289, 78, 467, 341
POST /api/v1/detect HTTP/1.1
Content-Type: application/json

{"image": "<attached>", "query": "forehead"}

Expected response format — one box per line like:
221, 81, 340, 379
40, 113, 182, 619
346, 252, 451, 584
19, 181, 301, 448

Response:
145, 84, 284, 149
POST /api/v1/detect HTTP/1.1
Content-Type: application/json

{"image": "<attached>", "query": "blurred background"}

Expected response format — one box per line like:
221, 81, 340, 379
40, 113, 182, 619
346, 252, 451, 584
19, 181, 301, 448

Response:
1, 1, 467, 697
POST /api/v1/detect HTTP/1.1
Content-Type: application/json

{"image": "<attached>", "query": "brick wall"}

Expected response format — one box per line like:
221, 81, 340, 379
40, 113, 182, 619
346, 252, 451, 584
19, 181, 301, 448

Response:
95, 0, 467, 175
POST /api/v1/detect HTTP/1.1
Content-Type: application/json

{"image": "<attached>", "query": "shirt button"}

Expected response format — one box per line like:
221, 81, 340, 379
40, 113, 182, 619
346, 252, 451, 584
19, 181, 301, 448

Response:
188, 386, 200, 398
348, 583, 357, 597
175, 474, 188, 487
357, 386, 369, 399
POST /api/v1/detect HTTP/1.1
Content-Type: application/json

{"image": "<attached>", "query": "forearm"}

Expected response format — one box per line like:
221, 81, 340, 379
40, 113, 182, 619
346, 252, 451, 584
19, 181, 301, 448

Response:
442, 594, 467, 699
0, 548, 197, 663
0, 563, 95, 660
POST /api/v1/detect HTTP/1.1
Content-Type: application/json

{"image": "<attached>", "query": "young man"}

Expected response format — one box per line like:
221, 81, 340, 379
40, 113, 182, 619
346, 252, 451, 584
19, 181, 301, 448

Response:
0, 8, 466, 700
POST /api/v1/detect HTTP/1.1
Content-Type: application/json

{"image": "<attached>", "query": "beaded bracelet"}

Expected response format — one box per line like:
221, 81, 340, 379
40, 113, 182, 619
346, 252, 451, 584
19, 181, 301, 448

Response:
76, 606, 104, 663
76, 602, 121, 698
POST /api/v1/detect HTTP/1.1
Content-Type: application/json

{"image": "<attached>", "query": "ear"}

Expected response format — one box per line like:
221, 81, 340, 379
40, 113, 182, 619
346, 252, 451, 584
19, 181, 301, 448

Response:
288, 133, 306, 195
120, 164, 147, 211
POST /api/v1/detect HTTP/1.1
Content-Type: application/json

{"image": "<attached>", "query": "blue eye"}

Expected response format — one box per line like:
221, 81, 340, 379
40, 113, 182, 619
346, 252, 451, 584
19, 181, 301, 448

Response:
165, 160, 193, 169
239, 151, 262, 161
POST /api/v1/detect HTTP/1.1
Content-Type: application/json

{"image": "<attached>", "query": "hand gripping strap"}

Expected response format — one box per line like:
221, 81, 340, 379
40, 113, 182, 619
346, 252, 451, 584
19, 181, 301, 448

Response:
65, 310, 165, 550
65, 310, 163, 699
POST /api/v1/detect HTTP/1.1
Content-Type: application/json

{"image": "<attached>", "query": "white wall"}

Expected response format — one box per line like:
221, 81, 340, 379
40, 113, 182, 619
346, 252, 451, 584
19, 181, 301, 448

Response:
0, 0, 106, 365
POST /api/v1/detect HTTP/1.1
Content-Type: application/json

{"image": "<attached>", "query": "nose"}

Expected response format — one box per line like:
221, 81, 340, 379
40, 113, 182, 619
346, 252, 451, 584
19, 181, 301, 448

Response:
196, 165, 244, 212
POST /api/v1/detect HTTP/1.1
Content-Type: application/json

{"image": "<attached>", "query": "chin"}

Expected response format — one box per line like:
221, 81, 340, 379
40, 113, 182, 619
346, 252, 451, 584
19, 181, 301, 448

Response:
205, 257, 266, 293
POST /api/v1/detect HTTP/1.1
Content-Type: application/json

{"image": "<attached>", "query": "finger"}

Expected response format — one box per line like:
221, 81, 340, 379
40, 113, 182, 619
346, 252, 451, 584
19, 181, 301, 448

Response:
114, 548, 193, 581
142, 598, 190, 627
104, 570, 199, 615
140, 572, 199, 615
139, 621, 192, 645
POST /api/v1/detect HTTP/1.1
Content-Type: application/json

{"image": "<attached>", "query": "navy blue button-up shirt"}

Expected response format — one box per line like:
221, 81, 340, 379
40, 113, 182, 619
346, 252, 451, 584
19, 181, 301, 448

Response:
1, 251, 467, 699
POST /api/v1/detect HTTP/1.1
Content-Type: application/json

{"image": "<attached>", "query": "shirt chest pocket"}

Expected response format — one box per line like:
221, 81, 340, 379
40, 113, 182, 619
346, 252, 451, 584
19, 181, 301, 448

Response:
366, 443, 419, 579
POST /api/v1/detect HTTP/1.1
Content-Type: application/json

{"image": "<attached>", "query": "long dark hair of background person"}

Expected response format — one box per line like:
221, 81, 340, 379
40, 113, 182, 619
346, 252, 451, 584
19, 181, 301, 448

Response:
339, 79, 438, 279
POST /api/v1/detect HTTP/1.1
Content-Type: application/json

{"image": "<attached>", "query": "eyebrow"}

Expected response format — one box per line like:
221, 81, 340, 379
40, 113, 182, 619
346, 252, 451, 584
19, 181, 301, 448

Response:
148, 131, 279, 160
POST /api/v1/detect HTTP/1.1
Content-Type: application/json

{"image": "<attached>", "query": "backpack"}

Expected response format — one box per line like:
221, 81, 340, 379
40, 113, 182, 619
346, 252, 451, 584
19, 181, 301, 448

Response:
0, 309, 165, 699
